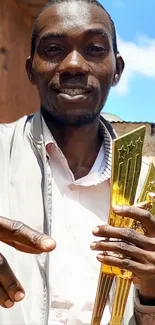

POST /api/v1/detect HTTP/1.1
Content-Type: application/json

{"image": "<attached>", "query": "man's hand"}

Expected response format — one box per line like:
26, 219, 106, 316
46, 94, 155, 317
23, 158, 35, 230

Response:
0, 216, 56, 308
91, 205, 155, 302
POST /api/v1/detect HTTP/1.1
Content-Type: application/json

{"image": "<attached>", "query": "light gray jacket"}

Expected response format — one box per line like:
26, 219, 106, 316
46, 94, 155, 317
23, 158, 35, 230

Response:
0, 112, 153, 325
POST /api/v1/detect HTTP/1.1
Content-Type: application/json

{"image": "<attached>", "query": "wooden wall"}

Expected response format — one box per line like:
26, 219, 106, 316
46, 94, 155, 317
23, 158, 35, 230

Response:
0, 0, 40, 123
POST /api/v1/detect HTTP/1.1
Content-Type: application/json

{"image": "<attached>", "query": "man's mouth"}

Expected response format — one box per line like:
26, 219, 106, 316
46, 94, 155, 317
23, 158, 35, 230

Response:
50, 84, 93, 103
58, 88, 89, 96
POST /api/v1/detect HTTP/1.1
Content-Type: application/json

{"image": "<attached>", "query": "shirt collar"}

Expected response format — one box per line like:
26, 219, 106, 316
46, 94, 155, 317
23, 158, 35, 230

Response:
98, 121, 112, 181
42, 116, 112, 182
42, 117, 57, 147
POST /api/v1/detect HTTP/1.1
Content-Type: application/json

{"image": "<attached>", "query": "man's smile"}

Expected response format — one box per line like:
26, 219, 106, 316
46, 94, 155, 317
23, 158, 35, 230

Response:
49, 84, 93, 102
56, 88, 88, 96
55, 89, 92, 103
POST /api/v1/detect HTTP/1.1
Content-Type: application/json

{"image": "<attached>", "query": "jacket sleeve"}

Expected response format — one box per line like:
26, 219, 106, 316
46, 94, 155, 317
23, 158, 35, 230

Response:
124, 286, 155, 325
133, 290, 155, 325
0, 122, 18, 217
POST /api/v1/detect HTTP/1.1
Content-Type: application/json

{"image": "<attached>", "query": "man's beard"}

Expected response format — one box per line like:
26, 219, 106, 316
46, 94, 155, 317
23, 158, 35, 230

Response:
41, 106, 100, 127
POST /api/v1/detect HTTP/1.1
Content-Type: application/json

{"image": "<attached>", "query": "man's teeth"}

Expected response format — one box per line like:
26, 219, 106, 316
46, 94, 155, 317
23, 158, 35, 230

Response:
60, 88, 87, 96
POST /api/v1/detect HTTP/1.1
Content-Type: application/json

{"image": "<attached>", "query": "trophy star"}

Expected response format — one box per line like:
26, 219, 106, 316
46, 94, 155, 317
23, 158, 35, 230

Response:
127, 141, 135, 155
118, 145, 127, 159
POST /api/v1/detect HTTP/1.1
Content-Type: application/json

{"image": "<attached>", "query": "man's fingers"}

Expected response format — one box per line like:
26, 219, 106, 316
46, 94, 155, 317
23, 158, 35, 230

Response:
0, 216, 56, 252
3, 239, 42, 254
90, 240, 148, 263
0, 254, 25, 304
92, 224, 155, 250
96, 254, 150, 278
112, 205, 155, 235
0, 285, 14, 308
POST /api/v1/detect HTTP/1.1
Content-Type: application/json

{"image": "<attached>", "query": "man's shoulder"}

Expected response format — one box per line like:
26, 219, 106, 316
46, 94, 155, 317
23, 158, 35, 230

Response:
0, 114, 33, 138
0, 114, 33, 129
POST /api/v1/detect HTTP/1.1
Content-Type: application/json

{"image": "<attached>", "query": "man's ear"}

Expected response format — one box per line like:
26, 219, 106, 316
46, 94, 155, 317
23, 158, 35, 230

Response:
112, 53, 125, 87
25, 56, 36, 85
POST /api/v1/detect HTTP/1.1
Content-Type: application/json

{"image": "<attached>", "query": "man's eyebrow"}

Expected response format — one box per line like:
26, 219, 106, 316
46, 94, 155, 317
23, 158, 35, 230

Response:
85, 28, 109, 38
39, 32, 66, 43
38, 29, 108, 45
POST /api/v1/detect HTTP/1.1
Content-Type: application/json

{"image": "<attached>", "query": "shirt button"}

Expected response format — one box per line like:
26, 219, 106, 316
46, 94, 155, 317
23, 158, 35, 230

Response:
46, 143, 56, 155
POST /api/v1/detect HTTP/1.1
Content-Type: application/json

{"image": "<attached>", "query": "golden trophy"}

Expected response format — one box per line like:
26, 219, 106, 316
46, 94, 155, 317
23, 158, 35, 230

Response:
91, 126, 155, 325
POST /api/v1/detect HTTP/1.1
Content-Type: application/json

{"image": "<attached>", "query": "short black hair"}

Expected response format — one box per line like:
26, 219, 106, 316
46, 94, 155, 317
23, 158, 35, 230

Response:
30, 0, 118, 58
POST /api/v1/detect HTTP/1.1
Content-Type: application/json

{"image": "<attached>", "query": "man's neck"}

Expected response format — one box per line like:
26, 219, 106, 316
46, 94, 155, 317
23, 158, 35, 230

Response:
42, 110, 102, 180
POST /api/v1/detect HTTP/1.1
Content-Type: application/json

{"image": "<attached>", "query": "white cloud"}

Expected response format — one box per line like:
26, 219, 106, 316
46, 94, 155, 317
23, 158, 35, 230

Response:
115, 35, 155, 95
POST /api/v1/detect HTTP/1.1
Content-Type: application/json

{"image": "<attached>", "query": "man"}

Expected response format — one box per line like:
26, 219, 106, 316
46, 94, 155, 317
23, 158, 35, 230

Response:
0, 0, 155, 324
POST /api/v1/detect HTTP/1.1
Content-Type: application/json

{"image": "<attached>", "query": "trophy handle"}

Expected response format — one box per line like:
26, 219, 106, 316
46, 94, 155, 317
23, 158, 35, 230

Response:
91, 126, 147, 325
110, 277, 132, 325
91, 270, 114, 325
109, 176, 155, 325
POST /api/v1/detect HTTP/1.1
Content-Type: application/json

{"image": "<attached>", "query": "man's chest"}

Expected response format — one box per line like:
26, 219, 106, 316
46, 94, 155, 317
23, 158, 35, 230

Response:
49, 179, 111, 324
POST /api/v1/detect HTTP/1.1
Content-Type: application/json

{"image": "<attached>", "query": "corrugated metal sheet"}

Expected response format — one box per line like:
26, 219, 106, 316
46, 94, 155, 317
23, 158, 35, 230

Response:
101, 113, 155, 125
109, 121, 155, 124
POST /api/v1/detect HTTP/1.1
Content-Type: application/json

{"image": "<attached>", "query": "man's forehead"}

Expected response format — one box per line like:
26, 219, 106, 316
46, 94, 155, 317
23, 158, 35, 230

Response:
37, 2, 112, 38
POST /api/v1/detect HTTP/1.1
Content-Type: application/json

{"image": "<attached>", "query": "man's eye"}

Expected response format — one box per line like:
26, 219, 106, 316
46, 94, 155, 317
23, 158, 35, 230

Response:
45, 45, 63, 53
86, 45, 105, 55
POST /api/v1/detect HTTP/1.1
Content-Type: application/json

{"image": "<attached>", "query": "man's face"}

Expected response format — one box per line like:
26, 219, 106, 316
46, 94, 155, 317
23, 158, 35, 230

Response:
27, 2, 123, 125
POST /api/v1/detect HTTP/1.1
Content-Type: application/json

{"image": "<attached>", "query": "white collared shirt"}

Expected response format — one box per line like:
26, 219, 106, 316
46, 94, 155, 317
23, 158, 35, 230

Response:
42, 118, 112, 325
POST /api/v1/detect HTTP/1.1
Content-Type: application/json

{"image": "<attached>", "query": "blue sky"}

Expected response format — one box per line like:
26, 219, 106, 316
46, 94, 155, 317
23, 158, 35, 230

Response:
100, 0, 155, 122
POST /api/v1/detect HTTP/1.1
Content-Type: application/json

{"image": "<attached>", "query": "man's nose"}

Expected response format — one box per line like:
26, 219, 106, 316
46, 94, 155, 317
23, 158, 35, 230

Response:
58, 50, 89, 76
